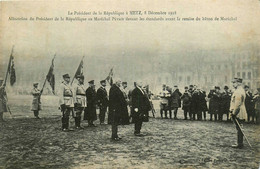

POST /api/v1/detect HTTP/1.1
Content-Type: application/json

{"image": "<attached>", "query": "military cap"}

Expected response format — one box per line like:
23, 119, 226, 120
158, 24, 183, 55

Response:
88, 80, 94, 84
76, 75, 84, 79
122, 82, 127, 85
185, 86, 188, 89
33, 82, 39, 86
189, 85, 194, 87
215, 86, 220, 90
63, 74, 70, 78
244, 85, 249, 89
224, 86, 229, 90
100, 80, 106, 84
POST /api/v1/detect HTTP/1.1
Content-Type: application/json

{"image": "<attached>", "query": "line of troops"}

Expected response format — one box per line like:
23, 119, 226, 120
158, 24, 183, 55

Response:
159, 83, 260, 124
28, 74, 152, 140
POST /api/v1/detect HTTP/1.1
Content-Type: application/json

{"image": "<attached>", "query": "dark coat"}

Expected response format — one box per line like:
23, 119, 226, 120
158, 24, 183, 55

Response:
171, 89, 182, 108
109, 84, 127, 124
131, 87, 150, 122
181, 92, 191, 111
96, 87, 109, 108
208, 91, 221, 114
84, 87, 97, 121
192, 90, 207, 112
245, 91, 254, 115
221, 90, 231, 114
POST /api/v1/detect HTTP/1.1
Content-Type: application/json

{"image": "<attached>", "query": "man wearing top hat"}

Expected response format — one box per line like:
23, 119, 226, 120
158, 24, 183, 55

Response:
73, 75, 86, 129
0, 78, 7, 122
85, 80, 97, 127
97, 80, 109, 124
229, 78, 247, 148
31, 82, 42, 119
59, 74, 74, 131
221, 86, 232, 121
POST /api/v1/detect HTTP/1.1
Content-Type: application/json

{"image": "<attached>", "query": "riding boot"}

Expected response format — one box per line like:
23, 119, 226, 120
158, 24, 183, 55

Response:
164, 111, 168, 119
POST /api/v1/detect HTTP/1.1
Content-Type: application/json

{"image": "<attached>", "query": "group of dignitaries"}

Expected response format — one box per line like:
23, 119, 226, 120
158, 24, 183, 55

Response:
159, 82, 260, 124
49, 73, 152, 140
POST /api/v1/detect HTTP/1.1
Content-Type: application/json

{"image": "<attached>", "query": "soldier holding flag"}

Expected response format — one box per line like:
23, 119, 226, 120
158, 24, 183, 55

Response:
31, 82, 42, 119
0, 78, 7, 122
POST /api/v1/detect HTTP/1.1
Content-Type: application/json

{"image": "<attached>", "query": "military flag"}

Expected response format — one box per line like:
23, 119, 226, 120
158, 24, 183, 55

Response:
105, 67, 113, 86
4, 46, 16, 86
46, 56, 55, 94
71, 56, 84, 84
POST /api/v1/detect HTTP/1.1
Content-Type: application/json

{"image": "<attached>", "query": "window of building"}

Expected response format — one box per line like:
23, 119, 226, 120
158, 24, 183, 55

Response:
179, 76, 182, 82
248, 82, 251, 88
187, 76, 191, 83
248, 72, 251, 80
237, 72, 240, 77
225, 76, 228, 83
242, 72, 246, 79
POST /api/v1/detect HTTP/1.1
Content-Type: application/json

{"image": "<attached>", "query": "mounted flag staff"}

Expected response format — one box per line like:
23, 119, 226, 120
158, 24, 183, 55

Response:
1, 45, 16, 119
71, 56, 84, 85
40, 54, 56, 95
105, 67, 113, 86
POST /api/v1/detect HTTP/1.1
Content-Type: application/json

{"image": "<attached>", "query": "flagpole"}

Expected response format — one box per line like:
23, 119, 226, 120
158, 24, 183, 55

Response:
3, 45, 14, 87
40, 54, 56, 95
3, 45, 14, 117
71, 55, 85, 85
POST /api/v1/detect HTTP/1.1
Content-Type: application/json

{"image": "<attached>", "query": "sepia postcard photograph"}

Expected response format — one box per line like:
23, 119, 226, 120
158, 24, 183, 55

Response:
0, 0, 259, 168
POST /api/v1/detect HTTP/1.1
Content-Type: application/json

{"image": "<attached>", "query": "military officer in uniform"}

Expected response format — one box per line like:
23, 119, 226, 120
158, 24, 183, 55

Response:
85, 80, 97, 127
59, 74, 74, 132
109, 78, 126, 140
31, 82, 42, 119
229, 78, 247, 149
0, 78, 7, 122
181, 86, 192, 120
74, 75, 86, 129
97, 80, 109, 124
159, 84, 171, 118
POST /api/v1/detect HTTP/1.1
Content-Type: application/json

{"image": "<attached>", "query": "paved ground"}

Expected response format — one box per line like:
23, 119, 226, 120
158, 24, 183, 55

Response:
0, 95, 259, 169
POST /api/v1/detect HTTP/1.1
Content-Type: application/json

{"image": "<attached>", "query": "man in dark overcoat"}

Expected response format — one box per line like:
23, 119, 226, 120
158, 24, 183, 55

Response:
85, 80, 97, 127
132, 80, 150, 136
109, 78, 126, 140
97, 80, 109, 124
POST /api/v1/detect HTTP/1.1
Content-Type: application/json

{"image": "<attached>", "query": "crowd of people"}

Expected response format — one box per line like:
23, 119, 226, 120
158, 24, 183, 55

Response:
159, 83, 260, 124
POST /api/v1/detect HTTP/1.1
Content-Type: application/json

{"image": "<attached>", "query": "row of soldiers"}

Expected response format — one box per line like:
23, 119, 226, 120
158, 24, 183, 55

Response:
159, 83, 260, 123
49, 74, 152, 140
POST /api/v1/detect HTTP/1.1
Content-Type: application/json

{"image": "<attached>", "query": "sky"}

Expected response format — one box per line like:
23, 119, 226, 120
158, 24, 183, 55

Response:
0, 0, 259, 85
